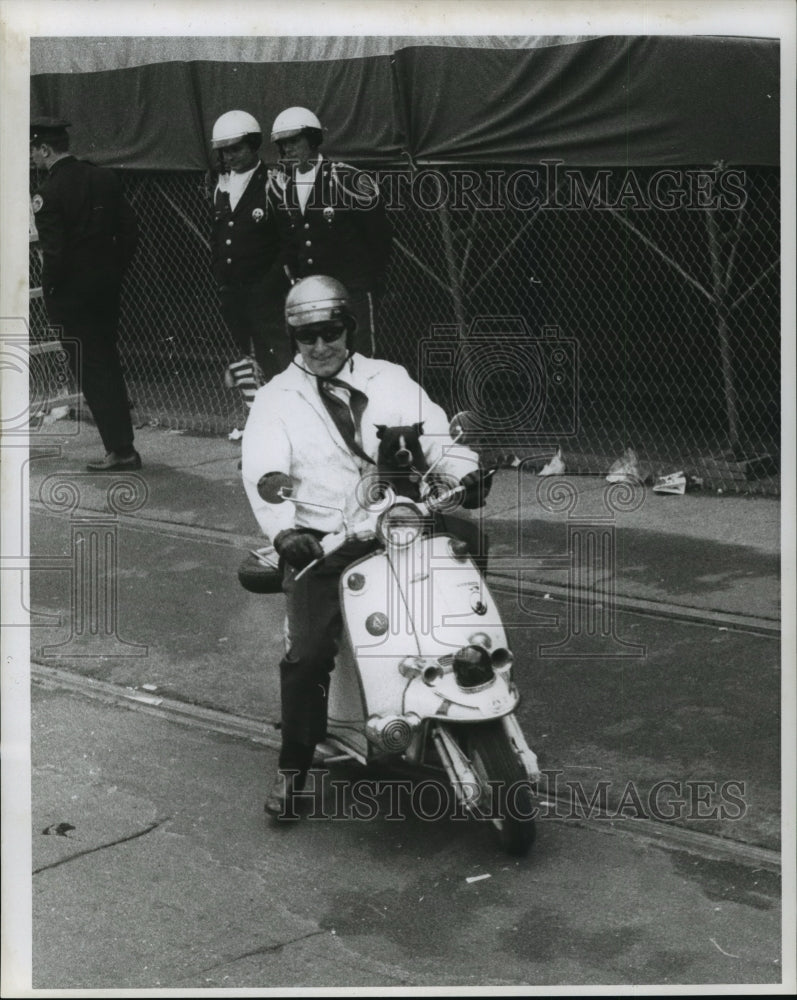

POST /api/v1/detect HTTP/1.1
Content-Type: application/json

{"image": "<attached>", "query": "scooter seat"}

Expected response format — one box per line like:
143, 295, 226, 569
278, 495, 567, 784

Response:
237, 550, 284, 594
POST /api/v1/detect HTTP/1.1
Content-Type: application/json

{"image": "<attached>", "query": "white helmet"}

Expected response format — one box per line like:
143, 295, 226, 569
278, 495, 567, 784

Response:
211, 110, 262, 149
285, 275, 356, 332
271, 106, 323, 144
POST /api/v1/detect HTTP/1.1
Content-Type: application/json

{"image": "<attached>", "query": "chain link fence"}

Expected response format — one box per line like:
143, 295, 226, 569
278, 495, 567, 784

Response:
29, 164, 780, 493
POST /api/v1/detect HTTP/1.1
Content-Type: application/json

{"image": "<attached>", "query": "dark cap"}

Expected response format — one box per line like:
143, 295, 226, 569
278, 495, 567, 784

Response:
30, 117, 72, 142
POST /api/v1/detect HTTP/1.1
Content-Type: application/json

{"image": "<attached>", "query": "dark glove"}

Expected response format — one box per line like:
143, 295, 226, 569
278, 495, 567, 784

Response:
459, 468, 493, 510
273, 529, 324, 570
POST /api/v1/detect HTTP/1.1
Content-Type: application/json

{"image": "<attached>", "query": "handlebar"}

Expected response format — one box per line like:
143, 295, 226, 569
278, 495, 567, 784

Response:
293, 472, 493, 580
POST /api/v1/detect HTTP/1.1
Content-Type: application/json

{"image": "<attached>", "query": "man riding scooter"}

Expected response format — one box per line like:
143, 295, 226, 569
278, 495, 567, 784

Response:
241, 275, 491, 820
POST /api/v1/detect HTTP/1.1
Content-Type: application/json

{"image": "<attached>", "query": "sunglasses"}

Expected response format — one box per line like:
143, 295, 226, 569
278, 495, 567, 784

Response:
293, 326, 347, 346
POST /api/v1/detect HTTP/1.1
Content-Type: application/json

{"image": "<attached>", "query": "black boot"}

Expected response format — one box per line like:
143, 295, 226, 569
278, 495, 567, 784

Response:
264, 742, 316, 821
264, 769, 305, 820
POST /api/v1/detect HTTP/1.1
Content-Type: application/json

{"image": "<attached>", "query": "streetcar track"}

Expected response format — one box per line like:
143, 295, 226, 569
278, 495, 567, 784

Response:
31, 662, 782, 874
30, 501, 781, 636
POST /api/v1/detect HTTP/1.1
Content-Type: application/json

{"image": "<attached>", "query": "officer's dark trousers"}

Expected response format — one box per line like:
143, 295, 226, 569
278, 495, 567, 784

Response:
46, 284, 135, 456
219, 277, 291, 382
278, 537, 376, 774
349, 291, 378, 358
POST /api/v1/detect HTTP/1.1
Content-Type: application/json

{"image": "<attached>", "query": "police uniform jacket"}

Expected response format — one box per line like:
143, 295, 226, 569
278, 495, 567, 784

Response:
270, 157, 393, 295
241, 353, 478, 541
32, 155, 139, 309
212, 160, 282, 289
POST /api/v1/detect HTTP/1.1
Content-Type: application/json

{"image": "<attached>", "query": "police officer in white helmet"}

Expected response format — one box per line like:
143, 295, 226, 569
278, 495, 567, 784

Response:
210, 110, 290, 414
241, 275, 489, 820
268, 107, 393, 357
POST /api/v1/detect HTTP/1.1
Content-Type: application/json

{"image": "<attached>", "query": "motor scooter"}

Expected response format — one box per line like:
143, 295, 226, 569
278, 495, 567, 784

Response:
242, 413, 541, 856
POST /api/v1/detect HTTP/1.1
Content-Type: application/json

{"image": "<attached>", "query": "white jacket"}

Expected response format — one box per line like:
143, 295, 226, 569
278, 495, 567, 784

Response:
242, 353, 480, 540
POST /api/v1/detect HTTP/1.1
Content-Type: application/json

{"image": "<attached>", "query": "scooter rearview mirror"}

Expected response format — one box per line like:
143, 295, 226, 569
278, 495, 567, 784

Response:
258, 472, 348, 528
257, 471, 294, 504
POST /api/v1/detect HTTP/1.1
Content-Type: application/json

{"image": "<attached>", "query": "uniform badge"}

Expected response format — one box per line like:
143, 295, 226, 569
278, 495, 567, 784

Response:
252, 207, 264, 223
31, 194, 44, 213
323, 206, 335, 223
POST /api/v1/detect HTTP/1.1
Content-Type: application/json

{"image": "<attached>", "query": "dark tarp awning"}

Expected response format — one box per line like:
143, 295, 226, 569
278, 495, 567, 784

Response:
30, 34, 779, 169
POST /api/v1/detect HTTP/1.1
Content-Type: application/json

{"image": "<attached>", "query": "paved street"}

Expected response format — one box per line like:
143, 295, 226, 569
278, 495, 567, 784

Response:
27, 685, 782, 990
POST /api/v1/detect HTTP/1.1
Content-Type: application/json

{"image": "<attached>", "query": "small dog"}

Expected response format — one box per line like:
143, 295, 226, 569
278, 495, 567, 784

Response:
375, 422, 428, 501
374, 421, 488, 568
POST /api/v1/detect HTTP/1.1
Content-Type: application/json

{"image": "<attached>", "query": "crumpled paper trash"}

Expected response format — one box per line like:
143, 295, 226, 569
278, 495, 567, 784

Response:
606, 447, 642, 484
538, 446, 566, 477
653, 470, 687, 495
41, 404, 70, 425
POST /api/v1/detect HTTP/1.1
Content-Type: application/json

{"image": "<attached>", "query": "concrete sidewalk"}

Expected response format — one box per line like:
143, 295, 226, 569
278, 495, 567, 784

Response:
27, 420, 782, 625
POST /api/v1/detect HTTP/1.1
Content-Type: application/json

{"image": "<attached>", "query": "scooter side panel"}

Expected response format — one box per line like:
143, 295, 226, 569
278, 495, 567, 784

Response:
422, 534, 509, 653
338, 550, 421, 720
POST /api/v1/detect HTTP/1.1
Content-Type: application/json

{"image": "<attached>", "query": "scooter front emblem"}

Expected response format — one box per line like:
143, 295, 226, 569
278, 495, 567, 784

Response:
365, 612, 389, 636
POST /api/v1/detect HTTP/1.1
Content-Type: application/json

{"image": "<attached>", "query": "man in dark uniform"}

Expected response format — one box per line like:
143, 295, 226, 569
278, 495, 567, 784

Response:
210, 110, 289, 412
30, 117, 141, 471
269, 107, 393, 357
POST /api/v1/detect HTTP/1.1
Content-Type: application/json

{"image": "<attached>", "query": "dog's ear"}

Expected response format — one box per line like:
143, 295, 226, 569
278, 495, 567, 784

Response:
375, 424, 387, 439
412, 422, 424, 438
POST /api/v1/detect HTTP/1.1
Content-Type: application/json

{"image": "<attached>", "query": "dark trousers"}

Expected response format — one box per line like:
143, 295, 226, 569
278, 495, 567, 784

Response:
278, 537, 376, 770
219, 277, 291, 382
46, 284, 135, 456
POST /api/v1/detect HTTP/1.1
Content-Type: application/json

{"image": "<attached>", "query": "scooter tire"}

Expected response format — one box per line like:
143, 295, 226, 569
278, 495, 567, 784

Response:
462, 720, 537, 857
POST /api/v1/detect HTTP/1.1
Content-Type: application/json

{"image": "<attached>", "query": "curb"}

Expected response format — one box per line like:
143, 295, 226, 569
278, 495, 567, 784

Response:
31, 662, 782, 872
486, 573, 781, 637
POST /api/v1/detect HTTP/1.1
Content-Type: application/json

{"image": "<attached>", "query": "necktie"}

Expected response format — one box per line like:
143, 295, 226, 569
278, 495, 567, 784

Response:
317, 377, 374, 466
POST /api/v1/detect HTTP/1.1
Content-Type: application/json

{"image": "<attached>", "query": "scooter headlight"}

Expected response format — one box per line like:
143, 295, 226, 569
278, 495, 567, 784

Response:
452, 644, 495, 690
490, 647, 514, 679
376, 502, 425, 548
467, 634, 513, 678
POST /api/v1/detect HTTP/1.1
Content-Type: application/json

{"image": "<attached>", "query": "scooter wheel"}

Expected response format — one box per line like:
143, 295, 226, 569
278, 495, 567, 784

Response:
462, 720, 536, 857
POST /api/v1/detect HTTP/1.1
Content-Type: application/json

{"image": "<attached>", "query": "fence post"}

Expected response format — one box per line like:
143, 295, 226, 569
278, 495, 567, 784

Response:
439, 200, 466, 328
705, 203, 741, 452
